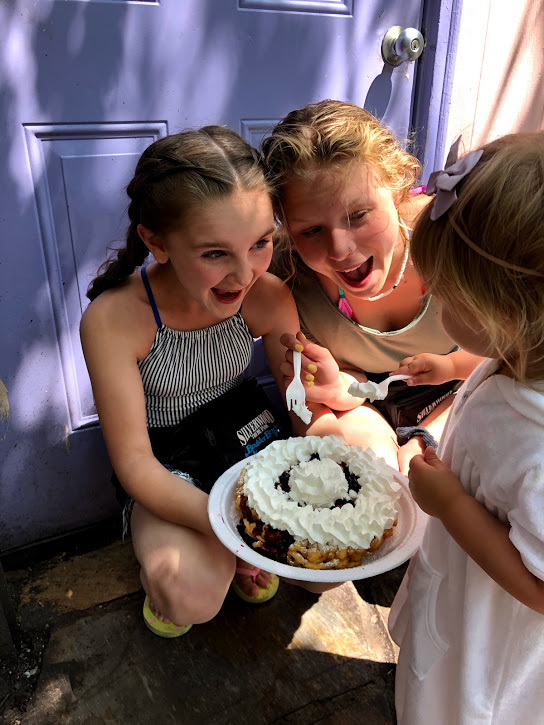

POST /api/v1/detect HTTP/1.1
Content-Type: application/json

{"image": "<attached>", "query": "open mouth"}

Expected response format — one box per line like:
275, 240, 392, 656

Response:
211, 288, 243, 304
337, 257, 373, 288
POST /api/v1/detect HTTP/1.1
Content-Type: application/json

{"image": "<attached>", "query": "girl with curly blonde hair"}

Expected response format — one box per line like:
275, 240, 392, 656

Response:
262, 100, 482, 473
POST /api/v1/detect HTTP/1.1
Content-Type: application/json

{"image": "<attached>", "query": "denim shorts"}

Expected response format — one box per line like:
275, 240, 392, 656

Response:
120, 464, 205, 539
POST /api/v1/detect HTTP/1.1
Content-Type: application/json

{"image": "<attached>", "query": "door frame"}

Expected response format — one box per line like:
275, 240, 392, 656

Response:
413, 0, 464, 181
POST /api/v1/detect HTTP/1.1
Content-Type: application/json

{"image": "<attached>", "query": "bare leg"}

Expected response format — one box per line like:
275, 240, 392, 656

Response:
303, 403, 345, 438
336, 405, 399, 469
130, 503, 235, 626
419, 395, 454, 438
304, 403, 399, 469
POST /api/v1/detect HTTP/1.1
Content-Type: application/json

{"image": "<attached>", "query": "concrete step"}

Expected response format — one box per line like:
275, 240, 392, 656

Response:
1, 537, 406, 724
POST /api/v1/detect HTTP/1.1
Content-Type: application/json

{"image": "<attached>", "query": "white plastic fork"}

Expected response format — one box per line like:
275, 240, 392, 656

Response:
348, 374, 412, 403
285, 349, 313, 424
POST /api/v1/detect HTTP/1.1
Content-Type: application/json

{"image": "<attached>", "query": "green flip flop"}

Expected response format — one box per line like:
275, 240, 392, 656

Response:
231, 566, 280, 604
142, 595, 192, 638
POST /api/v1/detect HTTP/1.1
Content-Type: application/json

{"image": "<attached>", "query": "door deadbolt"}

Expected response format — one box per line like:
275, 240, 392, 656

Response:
382, 26, 424, 66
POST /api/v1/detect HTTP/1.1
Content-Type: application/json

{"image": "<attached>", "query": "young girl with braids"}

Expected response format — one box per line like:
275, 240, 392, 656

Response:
80, 126, 306, 637
388, 132, 544, 723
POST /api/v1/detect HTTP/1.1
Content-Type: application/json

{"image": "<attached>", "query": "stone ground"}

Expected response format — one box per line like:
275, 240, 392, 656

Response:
0, 521, 406, 725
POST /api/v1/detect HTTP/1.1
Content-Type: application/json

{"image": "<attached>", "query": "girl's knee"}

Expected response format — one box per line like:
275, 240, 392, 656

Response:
141, 541, 235, 624
336, 407, 398, 463
141, 556, 181, 609
209, 536, 237, 578
169, 573, 231, 624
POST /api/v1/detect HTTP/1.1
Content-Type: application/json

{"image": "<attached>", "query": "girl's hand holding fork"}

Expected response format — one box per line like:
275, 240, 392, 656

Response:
391, 350, 482, 386
280, 332, 367, 411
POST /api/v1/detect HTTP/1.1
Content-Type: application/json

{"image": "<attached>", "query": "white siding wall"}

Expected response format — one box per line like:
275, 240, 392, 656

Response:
445, 0, 544, 155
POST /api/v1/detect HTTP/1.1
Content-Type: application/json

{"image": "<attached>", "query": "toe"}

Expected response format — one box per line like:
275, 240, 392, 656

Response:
235, 573, 259, 597
149, 599, 172, 624
255, 570, 272, 589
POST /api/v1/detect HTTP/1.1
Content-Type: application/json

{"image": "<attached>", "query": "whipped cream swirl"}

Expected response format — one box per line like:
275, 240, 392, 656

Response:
242, 435, 401, 549
289, 458, 347, 507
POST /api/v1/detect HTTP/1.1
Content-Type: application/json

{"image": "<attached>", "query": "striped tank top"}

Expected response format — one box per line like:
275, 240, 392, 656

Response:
137, 267, 254, 428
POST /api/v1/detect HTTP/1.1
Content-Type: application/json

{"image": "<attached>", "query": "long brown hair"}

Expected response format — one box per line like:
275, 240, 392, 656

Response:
87, 126, 266, 301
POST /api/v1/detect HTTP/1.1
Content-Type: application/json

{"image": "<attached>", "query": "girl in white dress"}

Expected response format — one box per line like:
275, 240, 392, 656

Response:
388, 132, 544, 723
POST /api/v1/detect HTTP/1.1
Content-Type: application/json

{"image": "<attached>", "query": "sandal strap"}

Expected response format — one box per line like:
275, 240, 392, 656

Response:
235, 565, 260, 581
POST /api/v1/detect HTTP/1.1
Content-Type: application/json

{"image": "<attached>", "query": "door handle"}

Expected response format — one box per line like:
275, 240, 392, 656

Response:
382, 26, 424, 66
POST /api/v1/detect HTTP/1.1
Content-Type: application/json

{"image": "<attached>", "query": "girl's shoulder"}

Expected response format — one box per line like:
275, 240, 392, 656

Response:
80, 272, 156, 354
82, 274, 142, 324
243, 272, 292, 316
400, 192, 432, 227
242, 272, 297, 336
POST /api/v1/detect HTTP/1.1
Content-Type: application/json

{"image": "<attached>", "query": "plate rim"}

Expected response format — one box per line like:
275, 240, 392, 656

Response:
208, 455, 428, 582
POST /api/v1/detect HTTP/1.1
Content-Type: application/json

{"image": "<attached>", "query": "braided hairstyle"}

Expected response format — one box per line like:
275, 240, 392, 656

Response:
87, 126, 266, 301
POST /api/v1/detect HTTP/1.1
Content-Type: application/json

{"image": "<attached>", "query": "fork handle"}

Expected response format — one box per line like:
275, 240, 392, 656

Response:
293, 349, 302, 380
387, 374, 412, 383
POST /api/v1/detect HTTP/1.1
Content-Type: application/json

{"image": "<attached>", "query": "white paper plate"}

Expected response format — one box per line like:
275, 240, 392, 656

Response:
208, 456, 428, 582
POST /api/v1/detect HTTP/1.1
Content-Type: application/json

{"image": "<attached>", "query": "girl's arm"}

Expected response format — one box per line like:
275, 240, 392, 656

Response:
390, 350, 484, 385
410, 447, 544, 614
80, 295, 212, 535
243, 273, 299, 390
243, 273, 307, 432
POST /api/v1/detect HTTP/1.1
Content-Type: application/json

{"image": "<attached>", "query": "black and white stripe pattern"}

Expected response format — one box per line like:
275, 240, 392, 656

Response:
138, 311, 254, 428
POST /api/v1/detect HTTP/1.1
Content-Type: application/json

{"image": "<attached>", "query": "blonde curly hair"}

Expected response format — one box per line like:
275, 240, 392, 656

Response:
260, 100, 420, 278
411, 132, 544, 383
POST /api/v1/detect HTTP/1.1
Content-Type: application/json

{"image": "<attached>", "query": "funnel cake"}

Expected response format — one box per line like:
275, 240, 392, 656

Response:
235, 436, 400, 569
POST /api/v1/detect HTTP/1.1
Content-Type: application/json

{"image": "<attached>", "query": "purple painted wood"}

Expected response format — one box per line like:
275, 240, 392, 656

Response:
412, 0, 464, 181
0, 0, 458, 550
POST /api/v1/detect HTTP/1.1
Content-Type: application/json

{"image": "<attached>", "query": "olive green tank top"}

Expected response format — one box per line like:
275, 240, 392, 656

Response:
291, 261, 457, 374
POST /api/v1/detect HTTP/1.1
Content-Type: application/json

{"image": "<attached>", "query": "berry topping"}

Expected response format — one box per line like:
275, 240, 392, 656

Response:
343, 466, 361, 494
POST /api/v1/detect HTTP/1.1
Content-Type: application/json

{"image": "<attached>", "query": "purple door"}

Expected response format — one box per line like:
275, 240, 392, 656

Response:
1, 0, 447, 550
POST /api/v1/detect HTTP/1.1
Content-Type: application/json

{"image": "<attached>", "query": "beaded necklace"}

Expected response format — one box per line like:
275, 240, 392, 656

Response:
365, 237, 410, 302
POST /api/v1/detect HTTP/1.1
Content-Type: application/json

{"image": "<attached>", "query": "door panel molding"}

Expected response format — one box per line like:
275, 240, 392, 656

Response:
239, 0, 352, 16
24, 122, 167, 430
240, 119, 280, 150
